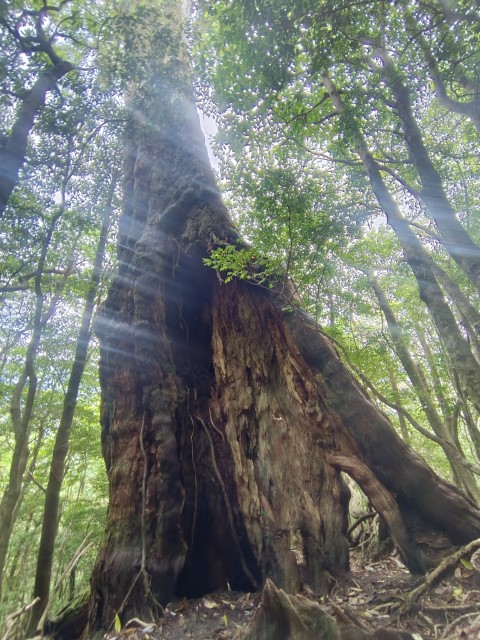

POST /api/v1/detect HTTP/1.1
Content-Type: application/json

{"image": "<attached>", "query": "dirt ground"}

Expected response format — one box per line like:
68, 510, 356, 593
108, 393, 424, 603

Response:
104, 548, 480, 640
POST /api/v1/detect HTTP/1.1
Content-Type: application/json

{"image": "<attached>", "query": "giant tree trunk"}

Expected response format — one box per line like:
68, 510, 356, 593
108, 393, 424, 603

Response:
83, 7, 480, 636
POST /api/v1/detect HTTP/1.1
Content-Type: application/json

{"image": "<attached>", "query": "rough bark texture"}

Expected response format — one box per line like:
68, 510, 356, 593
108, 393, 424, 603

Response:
84, 84, 351, 632
243, 579, 414, 640
244, 579, 341, 640
82, 18, 480, 637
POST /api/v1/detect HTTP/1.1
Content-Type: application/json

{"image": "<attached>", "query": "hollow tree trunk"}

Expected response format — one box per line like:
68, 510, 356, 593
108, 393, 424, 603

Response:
85, 75, 351, 633
83, 6, 480, 636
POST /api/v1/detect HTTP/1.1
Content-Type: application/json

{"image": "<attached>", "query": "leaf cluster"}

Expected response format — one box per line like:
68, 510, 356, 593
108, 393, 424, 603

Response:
203, 243, 281, 287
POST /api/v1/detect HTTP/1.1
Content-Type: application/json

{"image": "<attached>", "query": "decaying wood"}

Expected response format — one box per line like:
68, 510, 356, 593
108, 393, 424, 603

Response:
79, 5, 480, 636
242, 579, 340, 640
43, 594, 89, 640
242, 579, 415, 640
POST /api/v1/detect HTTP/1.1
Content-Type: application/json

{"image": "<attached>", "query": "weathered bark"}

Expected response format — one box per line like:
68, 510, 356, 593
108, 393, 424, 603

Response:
79, 74, 480, 640
85, 107, 351, 627
0, 59, 74, 217
28, 177, 115, 635
243, 579, 414, 640
80, 8, 480, 637
243, 580, 341, 640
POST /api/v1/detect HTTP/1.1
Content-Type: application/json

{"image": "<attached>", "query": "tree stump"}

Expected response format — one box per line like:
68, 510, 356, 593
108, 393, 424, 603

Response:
242, 579, 415, 640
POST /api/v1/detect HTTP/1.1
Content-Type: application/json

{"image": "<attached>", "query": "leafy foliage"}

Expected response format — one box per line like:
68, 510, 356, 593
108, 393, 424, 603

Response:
198, 0, 480, 497
1, 0, 480, 628
204, 244, 281, 286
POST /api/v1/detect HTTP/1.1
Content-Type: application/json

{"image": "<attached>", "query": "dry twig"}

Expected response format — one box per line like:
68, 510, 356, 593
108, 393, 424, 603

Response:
396, 537, 480, 615
1, 597, 40, 640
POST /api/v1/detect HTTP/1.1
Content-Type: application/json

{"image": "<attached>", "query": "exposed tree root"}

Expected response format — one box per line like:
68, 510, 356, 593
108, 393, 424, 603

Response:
396, 537, 480, 615
347, 512, 376, 538
440, 612, 480, 639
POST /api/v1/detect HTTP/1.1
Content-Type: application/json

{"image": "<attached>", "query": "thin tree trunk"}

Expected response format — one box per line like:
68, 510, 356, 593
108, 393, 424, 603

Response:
415, 322, 480, 499
376, 48, 480, 292
403, 11, 480, 132
322, 73, 480, 416
430, 264, 480, 334
0, 59, 73, 217
385, 363, 409, 443
413, 322, 450, 419
367, 272, 480, 503
429, 261, 480, 363
0, 216, 59, 599
11, 417, 47, 527
0, 205, 68, 600
27, 176, 115, 634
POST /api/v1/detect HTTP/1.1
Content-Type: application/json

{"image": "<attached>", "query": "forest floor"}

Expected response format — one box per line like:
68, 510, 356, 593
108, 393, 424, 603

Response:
104, 548, 480, 640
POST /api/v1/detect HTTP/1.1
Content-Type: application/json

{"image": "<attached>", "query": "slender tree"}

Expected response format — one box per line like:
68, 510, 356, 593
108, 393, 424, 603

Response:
403, 10, 480, 133
0, 205, 72, 599
374, 47, 480, 292
322, 73, 480, 415
28, 171, 116, 635
367, 270, 480, 502
0, 2, 75, 217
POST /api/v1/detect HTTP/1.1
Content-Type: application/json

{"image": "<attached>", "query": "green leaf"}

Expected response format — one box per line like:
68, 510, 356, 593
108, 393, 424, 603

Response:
460, 558, 473, 570
114, 614, 122, 632
452, 587, 463, 599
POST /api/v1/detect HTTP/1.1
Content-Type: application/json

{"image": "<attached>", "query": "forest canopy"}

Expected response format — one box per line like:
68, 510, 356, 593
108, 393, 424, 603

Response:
1, 0, 480, 638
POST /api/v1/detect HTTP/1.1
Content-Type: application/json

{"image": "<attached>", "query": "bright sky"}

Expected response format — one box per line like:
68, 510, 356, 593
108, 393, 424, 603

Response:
198, 108, 219, 168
